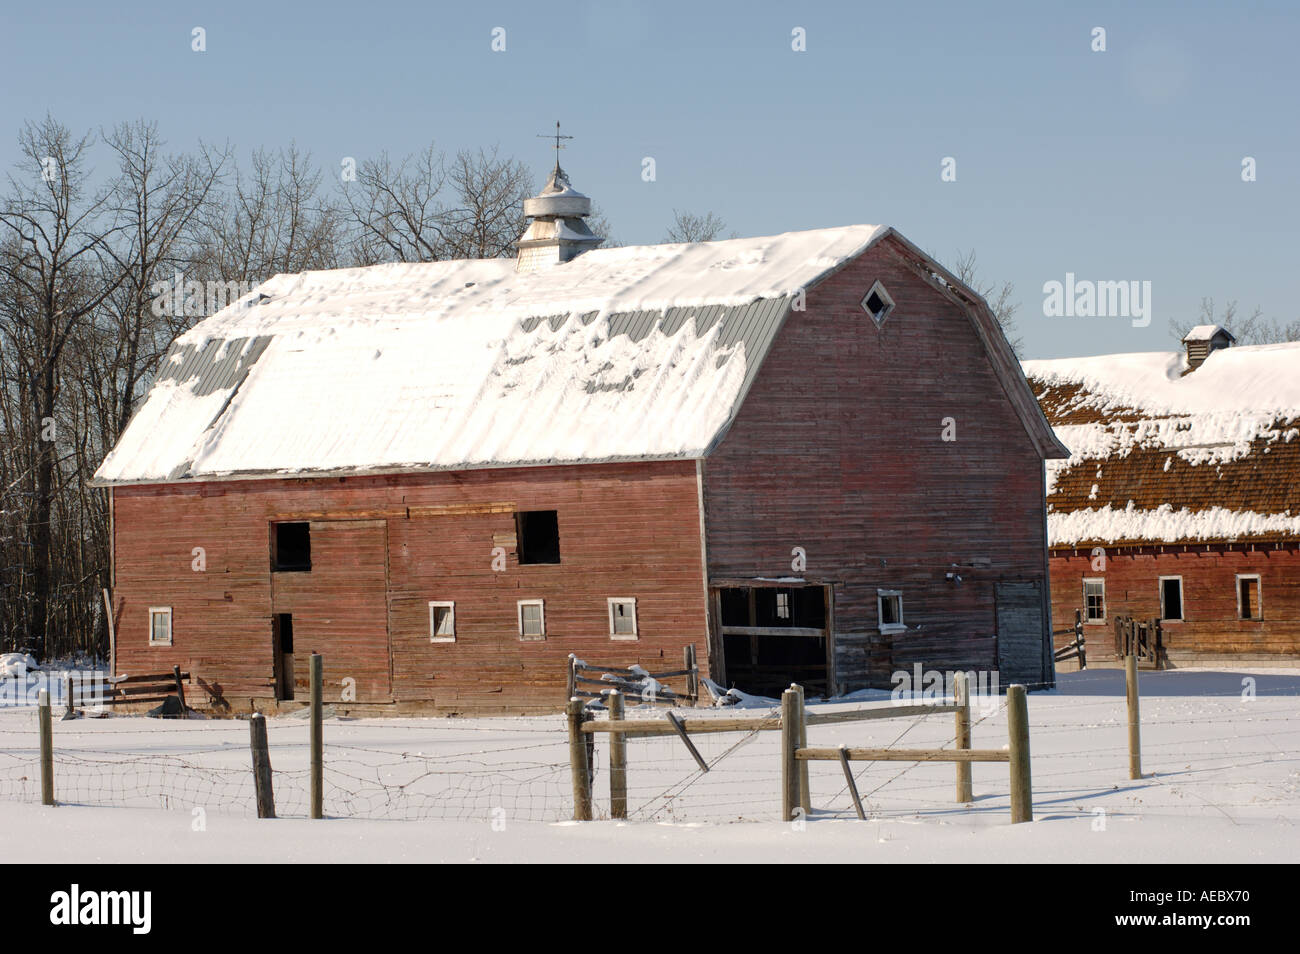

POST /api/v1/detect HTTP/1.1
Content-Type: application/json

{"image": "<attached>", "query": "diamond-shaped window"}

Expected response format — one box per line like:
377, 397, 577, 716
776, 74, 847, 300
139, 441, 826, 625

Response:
861, 280, 894, 327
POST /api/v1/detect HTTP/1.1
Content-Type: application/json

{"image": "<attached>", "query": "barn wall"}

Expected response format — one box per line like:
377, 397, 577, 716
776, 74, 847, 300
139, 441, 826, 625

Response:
112, 460, 708, 712
1050, 544, 1300, 666
702, 237, 1052, 692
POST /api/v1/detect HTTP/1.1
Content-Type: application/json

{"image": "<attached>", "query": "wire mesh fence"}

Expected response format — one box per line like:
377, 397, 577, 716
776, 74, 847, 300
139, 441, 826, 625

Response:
2, 666, 1298, 827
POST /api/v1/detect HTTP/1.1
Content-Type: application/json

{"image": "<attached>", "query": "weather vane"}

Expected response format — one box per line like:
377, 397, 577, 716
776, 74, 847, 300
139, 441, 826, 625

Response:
538, 121, 573, 169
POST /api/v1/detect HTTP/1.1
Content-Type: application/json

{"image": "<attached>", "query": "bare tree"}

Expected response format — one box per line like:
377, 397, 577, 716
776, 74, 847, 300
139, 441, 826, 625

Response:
663, 209, 728, 244
1169, 298, 1300, 346
95, 121, 226, 436
951, 249, 1023, 357
340, 145, 450, 264
194, 144, 341, 287
441, 147, 533, 259
0, 117, 127, 657
340, 143, 537, 264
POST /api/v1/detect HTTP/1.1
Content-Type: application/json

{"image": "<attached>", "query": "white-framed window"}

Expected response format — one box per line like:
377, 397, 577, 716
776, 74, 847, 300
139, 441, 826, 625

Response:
608, 598, 638, 639
518, 599, 546, 641
877, 589, 905, 633
1159, 576, 1184, 621
1083, 578, 1106, 623
1236, 575, 1261, 620
429, 601, 456, 642
149, 606, 173, 646
775, 592, 790, 620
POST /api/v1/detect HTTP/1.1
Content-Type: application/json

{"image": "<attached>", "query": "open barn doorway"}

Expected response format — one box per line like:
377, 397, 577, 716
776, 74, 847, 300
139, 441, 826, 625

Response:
714, 584, 831, 698
272, 613, 294, 701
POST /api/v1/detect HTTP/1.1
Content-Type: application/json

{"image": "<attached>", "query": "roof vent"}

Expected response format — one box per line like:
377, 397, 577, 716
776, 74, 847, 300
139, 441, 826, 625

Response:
517, 126, 601, 273
1181, 324, 1235, 373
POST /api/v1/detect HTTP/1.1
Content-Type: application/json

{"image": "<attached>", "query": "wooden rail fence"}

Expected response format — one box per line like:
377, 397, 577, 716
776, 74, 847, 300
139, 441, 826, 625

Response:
566, 646, 699, 707
1053, 609, 1087, 668
567, 675, 1033, 824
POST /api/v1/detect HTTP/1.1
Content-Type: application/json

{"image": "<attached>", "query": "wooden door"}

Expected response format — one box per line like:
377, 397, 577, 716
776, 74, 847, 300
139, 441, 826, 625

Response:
271, 519, 392, 702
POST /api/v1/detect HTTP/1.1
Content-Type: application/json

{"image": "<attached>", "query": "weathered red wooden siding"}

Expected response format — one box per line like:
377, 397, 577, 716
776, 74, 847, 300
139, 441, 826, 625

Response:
1050, 544, 1300, 666
702, 237, 1052, 691
112, 461, 708, 712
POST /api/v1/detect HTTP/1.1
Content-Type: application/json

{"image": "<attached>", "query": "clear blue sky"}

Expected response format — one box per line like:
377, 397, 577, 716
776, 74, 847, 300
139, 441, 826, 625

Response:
2, 0, 1296, 358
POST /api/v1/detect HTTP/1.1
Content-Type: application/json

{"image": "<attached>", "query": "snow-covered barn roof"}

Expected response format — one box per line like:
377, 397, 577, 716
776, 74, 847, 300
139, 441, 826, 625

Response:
1025, 342, 1300, 547
96, 226, 899, 485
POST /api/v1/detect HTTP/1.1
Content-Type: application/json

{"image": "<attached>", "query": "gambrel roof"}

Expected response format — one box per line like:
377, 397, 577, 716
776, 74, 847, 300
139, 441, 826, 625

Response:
94, 225, 1063, 485
1026, 343, 1300, 547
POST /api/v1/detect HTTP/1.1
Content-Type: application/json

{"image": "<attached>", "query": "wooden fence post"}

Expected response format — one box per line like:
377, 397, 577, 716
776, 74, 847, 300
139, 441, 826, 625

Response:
566, 654, 577, 701
792, 683, 810, 812
954, 671, 973, 803
38, 688, 54, 806
1007, 684, 1032, 823
608, 690, 627, 819
172, 665, 188, 713
1076, 609, 1087, 670
1126, 653, 1142, 779
309, 652, 323, 819
567, 698, 593, 820
684, 644, 698, 705
838, 745, 866, 820
780, 687, 800, 821
249, 712, 276, 818
63, 673, 75, 720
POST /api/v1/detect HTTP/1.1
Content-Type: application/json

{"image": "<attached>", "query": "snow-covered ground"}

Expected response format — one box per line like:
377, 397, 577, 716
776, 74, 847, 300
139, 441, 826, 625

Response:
0, 668, 1296, 863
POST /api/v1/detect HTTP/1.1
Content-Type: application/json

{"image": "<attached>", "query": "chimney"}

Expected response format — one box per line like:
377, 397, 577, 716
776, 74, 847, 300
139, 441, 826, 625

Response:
1181, 325, 1235, 373
516, 162, 601, 273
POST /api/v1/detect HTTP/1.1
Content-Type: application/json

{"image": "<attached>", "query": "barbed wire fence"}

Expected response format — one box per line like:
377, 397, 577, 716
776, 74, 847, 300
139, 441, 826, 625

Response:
1, 666, 1297, 826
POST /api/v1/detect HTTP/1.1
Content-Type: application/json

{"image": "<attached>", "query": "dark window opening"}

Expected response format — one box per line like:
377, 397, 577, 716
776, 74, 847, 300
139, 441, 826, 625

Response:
879, 593, 902, 627
272, 613, 295, 701
272, 522, 311, 572
1239, 577, 1260, 620
865, 291, 886, 316
1160, 578, 1183, 621
516, 510, 560, 565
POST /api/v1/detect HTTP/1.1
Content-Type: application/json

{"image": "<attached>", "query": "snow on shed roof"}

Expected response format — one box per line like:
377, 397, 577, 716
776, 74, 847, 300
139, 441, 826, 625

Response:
1181, 324, 1234, 343
1024, 342, 1300, 546
94, 225, 889, 485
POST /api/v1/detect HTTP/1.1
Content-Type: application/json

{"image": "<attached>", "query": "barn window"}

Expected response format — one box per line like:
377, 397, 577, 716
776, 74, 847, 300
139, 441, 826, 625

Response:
272, 522, 311, 572
1159, 577, 1183, 621
149, 607, 173, 646
860, 280, 895, 327
518, 599, 546, 640
1082, 578, 1106, 622
516, 510, 560, 565
429, 601, 456, 642
877, 589, 904, 633
608, 598, 638, 639
775, 592, 790, 620
1237, 575, 1261, 620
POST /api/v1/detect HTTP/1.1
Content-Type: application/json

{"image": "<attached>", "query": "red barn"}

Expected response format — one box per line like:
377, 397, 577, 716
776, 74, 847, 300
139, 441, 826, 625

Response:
1027, 329, 1300, 669
94, 165, 1066, 713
